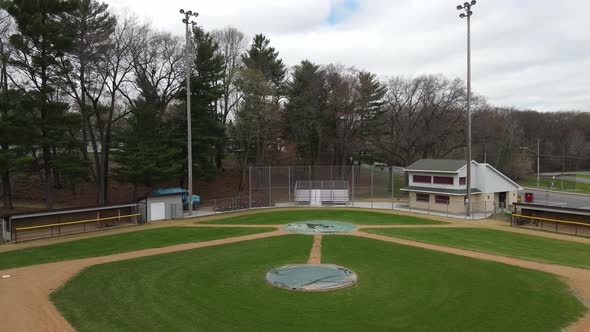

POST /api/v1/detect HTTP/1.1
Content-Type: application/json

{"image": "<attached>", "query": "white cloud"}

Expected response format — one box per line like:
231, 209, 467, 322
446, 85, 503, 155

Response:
104, 0, 590, 112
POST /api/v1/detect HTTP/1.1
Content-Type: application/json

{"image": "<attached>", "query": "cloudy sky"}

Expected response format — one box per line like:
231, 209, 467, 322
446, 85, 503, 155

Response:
104, 0, 589, 112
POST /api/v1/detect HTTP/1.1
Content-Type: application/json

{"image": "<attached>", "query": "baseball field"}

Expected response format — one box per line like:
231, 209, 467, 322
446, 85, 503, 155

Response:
0, 209, 589, 331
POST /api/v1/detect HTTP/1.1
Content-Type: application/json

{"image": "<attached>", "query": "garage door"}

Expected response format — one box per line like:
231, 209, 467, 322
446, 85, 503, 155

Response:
150, 202, 166, 221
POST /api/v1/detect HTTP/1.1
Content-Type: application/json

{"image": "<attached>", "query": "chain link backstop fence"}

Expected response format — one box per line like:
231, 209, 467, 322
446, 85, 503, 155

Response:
195, 166, 506, 220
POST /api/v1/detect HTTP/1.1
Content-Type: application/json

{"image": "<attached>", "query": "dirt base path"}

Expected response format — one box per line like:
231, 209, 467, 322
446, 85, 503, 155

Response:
0, 229, 288, 332
351, 231, 590, 332
307, 235, 323, 264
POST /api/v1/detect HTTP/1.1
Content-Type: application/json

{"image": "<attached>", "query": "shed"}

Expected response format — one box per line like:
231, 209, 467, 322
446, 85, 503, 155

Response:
139, 189, 185, 221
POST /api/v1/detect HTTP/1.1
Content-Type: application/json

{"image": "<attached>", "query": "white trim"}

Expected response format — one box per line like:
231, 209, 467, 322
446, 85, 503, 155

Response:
405, 169, 459, 174
401, 188, 483, 196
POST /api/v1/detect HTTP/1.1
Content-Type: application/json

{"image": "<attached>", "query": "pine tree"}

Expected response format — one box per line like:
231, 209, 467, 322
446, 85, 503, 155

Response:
284, 60, 327, 164
3, 0, 84, 208
0, 89, 36, 208
174, 25, 225, 182
242, 34, 286, 90
112, 100, 183, 199
238, 34, 286, 165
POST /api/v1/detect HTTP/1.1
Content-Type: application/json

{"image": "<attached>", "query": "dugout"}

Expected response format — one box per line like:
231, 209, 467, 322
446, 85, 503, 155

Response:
513, 203, 590, 237
2, 204, 140, 242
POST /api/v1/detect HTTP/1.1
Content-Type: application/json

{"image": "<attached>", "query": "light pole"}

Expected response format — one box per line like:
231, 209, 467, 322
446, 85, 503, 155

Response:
457, 0, 476, 217
180, 8, 198, 215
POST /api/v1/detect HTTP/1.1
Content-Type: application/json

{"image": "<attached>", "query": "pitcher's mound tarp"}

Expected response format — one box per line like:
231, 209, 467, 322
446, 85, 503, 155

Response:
282, 221, 356, 234
266, 264, 358, 291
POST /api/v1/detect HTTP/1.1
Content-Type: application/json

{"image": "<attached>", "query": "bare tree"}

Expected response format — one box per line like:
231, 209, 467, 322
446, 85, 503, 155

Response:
371, 75, 467, 166
212, 27, 248, 124
94, 14, 147, 204
130, 31, 184, 112
59, 0, 116, 199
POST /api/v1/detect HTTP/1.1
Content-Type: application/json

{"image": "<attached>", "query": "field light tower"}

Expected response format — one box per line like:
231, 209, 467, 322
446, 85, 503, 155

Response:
457, 0, 476, 217
180, 8, 199, 215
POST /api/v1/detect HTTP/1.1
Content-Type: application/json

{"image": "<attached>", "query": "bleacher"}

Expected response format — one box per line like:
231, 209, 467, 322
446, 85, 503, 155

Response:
294, 181, 350, 206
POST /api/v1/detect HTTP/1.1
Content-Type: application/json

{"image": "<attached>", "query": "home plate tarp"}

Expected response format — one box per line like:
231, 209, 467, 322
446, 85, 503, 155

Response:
282, 221, 356, 234
266, 264, 358, 291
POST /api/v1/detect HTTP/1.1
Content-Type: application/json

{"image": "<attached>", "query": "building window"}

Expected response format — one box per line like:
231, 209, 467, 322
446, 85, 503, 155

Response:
416, 193, 429, 202
413, 175, 431, 183
435, 195, 450, 205
433, 176, 454, 185
459, 177, 466, 185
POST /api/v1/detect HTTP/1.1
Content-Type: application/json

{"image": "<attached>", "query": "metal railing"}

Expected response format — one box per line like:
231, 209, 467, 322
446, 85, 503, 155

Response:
511, 213, 590, 237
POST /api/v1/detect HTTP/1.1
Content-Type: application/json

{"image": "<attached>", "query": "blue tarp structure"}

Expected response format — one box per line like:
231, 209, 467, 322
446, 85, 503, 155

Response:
150, 188, 200, 203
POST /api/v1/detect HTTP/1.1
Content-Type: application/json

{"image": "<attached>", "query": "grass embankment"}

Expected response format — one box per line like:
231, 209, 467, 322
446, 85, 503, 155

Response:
0, 227, 274, 270
203, 210, 446, 225
519, 175, 590, 194
364, 227, 590, 269
52, 235, 584, 331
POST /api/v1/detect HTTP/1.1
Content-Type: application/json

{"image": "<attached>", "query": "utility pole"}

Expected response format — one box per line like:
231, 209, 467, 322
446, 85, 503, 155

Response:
537, 138, 540, 187
180, 8, 198, 215
483, 138, 487, 164
457, 0, 477, 217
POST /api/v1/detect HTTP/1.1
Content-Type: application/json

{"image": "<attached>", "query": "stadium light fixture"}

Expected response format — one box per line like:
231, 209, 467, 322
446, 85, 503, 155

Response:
180, 8, 199, 216
457, 0, 477, 217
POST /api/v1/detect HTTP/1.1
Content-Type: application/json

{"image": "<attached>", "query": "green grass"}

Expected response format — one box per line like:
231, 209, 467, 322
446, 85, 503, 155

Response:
574, 174, 590, 179
519, 175, 590, 193
0, 227, 274, 270
203, 209, 445, 225
52, 235, 584, 331
364, 227, 590, 269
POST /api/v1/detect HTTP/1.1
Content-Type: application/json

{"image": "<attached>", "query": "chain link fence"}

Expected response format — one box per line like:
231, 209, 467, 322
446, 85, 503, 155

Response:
195, 166, 507, 221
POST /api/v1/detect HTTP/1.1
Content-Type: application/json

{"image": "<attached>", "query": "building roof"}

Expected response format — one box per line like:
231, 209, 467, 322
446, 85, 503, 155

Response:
400, 186, 483, 196
405, 159, 466, 173
515, 203, 590, 218
4, 203, 138, 220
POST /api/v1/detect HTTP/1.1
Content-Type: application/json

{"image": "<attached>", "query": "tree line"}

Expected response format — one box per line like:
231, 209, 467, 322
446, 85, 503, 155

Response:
1, 0, 589, 209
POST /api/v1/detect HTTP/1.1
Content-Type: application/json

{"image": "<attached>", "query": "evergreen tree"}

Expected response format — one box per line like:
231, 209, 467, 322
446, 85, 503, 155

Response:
242, 34, 286, 90
112, 100, 183, 198
284, 60, 327, 164
3, 0, 84, 208
356, 71, 387, 156
0, 89, 36, 208
174, 25, 225, 182
238, 34, 286, 164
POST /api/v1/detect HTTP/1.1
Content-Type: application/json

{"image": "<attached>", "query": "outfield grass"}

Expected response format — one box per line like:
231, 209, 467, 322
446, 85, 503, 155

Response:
52, 235, 584, 331
364, 227, 590, 269
203, 209, 445, 225
519, 175, 590, 194
0, 227, 274, 270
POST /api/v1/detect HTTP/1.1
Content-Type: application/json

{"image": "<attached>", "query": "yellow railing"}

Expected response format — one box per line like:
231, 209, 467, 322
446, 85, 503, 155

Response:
512, 213, 590, 228
15, 213, 141, 231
